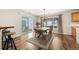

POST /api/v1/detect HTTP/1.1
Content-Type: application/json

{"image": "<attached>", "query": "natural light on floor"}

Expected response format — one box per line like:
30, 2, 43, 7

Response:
28, 32, 34, 39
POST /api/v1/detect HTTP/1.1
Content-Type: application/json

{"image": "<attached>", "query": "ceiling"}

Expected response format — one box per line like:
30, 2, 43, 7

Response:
22, 9, 69, 16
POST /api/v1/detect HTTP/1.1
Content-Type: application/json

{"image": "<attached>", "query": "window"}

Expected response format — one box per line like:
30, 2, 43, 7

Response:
43, 16, 59, 28
22, 16, 33, 32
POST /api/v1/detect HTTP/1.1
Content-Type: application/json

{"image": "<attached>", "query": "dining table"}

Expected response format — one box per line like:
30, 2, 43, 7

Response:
34, 27, 49, 38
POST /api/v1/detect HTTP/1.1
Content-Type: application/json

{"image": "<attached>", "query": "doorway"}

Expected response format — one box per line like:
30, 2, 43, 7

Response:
22, 16, 33, 32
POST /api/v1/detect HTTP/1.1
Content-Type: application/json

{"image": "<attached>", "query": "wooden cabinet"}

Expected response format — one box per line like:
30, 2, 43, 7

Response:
71, 27, 76, 38
71, 27, 77, 49
72, 12, 79, 22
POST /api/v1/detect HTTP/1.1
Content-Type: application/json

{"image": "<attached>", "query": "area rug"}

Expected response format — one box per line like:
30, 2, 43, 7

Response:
25, 32, 53, 49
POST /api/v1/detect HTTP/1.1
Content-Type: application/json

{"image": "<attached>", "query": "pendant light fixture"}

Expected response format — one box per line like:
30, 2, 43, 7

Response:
43, 9, 45, 20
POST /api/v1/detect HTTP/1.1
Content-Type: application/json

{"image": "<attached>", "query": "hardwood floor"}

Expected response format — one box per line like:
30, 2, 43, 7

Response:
14, 36, 39, 50
14, 33, 78, 50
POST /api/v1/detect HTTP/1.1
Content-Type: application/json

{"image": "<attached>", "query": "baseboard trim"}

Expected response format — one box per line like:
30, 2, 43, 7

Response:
12, 32, 27, 39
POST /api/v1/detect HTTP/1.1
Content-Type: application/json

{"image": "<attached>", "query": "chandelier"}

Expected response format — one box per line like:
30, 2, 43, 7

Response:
43, 9, 46, 20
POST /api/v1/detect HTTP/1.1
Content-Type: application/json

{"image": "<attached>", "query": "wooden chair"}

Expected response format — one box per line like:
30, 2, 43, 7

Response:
43, 26, 53, 40
48, 26, 53, 39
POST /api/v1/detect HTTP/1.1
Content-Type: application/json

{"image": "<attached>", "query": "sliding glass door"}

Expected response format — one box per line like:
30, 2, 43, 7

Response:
22, 16, 33, 32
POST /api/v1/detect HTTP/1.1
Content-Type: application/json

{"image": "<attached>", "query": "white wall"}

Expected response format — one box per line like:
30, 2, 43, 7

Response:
76, 27, 79, 44
35, 16, 41, 23
62, 11, 72, 35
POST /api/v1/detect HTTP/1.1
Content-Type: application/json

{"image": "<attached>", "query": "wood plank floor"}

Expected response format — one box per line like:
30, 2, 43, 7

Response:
14, 33, 79, 50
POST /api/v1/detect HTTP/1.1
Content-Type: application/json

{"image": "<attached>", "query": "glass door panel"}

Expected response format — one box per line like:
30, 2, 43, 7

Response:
22, 16, 33, 32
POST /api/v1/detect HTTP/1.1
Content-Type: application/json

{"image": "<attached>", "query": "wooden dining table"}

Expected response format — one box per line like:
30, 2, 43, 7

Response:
34, 27, 49, 38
